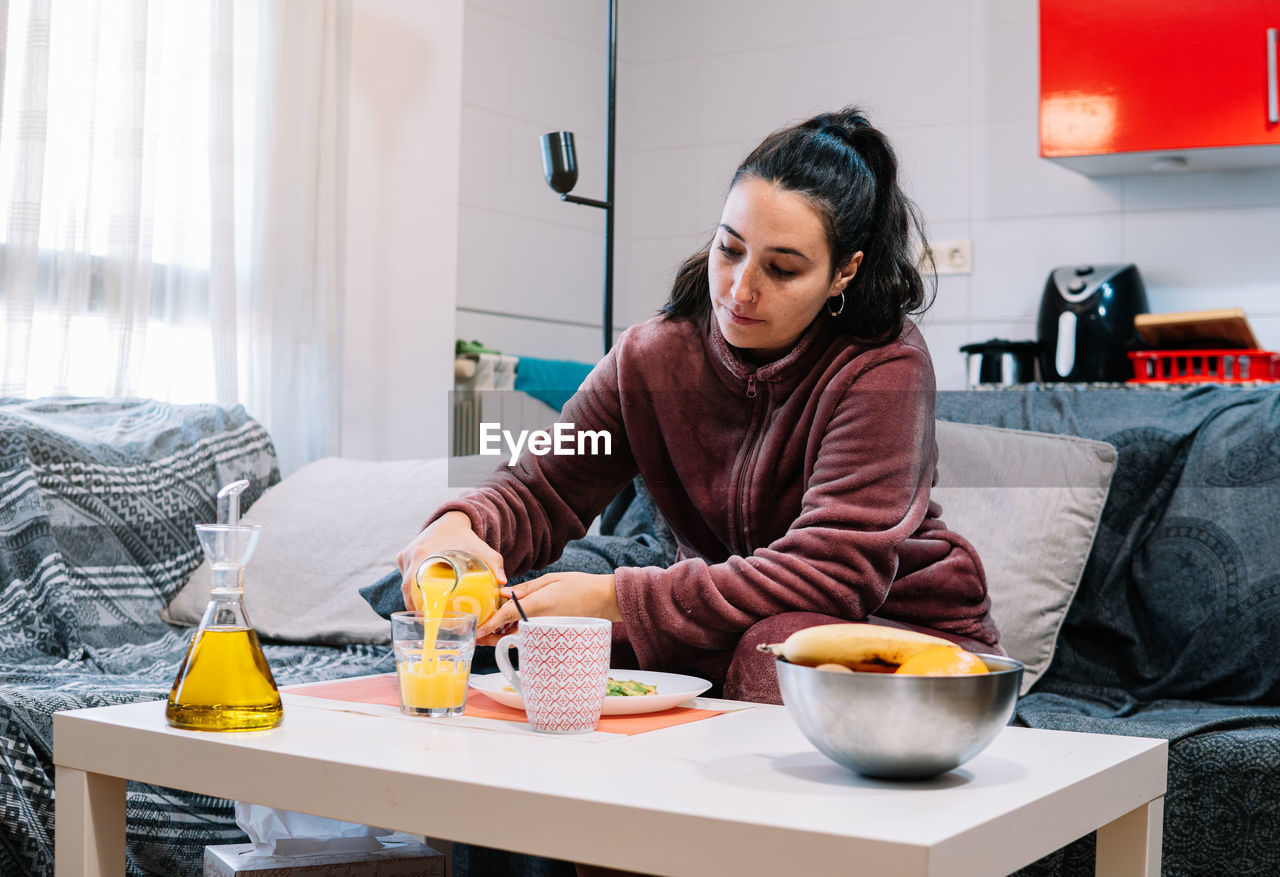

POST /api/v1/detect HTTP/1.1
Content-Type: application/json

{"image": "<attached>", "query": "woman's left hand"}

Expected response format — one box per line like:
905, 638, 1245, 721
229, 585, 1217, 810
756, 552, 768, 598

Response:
477, 572, 621, 644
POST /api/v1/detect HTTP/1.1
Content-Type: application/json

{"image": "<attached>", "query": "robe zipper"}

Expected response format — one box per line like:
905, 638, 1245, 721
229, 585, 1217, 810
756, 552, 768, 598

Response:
732, 376, 765, 555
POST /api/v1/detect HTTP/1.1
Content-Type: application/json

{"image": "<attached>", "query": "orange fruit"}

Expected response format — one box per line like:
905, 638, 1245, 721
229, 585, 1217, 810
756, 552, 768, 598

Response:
894, 645, 988, 676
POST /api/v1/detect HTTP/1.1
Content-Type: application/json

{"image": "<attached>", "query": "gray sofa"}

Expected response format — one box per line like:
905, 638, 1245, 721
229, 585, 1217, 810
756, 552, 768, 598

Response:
7, 386, 1279, 877
0, 398, 389, 877
936, 385, 1280, 877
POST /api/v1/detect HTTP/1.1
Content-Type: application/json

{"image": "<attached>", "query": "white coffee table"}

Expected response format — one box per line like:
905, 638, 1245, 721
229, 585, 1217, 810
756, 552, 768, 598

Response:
54, 694, 1166, 877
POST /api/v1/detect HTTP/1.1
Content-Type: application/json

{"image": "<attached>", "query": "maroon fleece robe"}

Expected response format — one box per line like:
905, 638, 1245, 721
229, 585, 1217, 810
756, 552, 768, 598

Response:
434, 313, 1002, 700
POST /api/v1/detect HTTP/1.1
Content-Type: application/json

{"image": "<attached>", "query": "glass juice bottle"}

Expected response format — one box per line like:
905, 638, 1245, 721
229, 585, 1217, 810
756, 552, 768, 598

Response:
412, 549, 502, 624
166, 482, 282, 731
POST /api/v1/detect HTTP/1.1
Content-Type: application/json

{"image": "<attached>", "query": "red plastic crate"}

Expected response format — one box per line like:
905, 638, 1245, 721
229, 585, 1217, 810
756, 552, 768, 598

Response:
1128, 349, 1280, 384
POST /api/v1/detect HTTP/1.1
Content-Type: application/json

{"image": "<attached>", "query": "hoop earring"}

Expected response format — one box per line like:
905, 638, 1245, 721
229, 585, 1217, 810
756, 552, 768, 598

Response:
826, 291, 846, 317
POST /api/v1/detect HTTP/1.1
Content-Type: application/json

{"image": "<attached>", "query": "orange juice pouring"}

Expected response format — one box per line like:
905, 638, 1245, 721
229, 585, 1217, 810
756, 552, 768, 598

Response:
411, 549, 503, 625
392, 610, 477, 717
392, 551, 498, 716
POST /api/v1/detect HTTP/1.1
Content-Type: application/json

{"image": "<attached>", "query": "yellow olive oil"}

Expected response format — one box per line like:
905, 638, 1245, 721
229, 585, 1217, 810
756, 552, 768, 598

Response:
166, 626, 283, 731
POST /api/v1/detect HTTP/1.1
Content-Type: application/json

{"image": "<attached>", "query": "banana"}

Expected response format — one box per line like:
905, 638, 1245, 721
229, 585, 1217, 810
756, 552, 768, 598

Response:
758, 623, 957, 669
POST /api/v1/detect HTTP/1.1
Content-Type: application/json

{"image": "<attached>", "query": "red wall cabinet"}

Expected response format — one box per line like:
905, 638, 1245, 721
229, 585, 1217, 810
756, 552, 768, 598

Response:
1040, 0, 1280, 174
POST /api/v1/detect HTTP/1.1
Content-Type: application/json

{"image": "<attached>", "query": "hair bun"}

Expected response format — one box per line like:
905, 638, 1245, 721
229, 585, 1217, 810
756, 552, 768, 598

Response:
834, 108, 872, 130
811, 108, 871, 133
806, 109, 874, 146
817, 123, 852, 144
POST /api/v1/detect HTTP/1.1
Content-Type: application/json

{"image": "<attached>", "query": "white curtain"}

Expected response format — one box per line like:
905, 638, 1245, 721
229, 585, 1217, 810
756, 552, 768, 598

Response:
0, 0, 342, 475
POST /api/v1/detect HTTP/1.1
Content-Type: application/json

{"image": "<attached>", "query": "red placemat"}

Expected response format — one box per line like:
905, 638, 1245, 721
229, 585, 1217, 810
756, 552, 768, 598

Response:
287, 674, 725, 736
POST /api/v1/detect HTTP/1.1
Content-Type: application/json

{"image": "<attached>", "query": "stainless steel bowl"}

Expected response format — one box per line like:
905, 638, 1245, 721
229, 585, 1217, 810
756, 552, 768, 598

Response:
775, 654, 1023, 779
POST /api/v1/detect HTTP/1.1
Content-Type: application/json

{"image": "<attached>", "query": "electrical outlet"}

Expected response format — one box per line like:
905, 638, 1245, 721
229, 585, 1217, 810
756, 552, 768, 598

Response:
921, 239, 973, 275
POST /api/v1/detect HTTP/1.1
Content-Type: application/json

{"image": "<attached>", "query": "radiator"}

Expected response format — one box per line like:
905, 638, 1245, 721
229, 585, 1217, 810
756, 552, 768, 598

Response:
452, 354, 559, 457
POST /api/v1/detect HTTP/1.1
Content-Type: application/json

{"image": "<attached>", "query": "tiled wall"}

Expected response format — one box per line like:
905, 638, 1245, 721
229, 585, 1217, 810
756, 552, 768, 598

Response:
459, 0, 1280, 389
456, 0, 612, 364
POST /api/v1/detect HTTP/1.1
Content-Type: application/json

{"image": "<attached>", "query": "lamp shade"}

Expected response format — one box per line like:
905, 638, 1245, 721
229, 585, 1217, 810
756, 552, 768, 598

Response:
540, 131, 579, 195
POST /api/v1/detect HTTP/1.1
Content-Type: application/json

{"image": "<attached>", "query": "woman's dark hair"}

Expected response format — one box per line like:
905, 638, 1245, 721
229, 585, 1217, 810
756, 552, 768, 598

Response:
661, 106, 935, 345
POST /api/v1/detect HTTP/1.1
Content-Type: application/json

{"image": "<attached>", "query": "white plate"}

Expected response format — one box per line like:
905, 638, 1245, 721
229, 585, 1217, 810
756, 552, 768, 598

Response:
469, 669, 712, 715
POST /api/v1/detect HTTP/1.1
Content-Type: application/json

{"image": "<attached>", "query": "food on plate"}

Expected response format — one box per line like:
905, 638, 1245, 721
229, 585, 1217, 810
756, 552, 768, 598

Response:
758, 623, 987, 675
607, 677, 657, 696
894, 645, 988, 676
502, 677, 661, 696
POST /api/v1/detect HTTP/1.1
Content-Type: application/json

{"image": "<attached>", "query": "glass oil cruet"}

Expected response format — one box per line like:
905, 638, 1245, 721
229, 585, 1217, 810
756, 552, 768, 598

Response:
166, 480, 283, 731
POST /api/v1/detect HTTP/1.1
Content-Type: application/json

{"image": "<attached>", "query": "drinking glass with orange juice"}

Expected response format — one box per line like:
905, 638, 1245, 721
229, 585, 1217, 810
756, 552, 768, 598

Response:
392, 610, 477, 717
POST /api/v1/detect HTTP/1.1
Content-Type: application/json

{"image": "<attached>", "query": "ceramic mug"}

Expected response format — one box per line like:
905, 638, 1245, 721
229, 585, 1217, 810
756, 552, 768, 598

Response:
494, 617, 611, 734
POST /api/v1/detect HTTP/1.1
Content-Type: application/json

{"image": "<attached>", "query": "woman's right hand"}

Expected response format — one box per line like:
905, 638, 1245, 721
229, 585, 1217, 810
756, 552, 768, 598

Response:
395, 510, 507, 610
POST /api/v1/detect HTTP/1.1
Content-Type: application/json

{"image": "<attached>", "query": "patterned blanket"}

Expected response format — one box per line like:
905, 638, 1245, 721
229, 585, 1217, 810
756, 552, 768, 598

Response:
0, 398, 389, 877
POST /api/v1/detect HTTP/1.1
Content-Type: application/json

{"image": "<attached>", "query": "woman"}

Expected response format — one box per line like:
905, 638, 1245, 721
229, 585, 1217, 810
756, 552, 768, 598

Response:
399, 106, 1002, 703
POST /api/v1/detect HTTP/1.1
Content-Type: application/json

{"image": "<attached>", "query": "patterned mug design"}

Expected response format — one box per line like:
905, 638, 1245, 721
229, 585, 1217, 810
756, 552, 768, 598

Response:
495, 617, 612, 733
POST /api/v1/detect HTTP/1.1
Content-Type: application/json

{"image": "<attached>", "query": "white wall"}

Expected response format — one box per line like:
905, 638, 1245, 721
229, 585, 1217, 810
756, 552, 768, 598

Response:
340, 0, 463, 460
455, 0, 614, 364
365, 0, 1280, 403
617, 0, 1280, 389
452, 0, 1280, 388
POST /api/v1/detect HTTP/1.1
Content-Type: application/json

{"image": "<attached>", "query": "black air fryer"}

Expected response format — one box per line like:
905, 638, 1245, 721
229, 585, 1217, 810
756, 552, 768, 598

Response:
1037, 264, 1149, 382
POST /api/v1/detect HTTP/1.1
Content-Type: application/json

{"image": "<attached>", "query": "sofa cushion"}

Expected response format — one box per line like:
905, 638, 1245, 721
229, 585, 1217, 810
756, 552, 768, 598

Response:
163, 456, 501, 644
937, 386, 1280, 705
933, 421, 1118, 694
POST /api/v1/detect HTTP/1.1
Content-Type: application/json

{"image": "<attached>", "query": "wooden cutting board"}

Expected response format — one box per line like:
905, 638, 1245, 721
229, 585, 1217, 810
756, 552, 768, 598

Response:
1134, 308, 1260, 349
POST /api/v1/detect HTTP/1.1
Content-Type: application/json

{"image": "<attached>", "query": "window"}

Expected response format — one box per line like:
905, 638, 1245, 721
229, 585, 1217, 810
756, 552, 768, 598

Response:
0, 0, 343, 474
0, 0, 260, 402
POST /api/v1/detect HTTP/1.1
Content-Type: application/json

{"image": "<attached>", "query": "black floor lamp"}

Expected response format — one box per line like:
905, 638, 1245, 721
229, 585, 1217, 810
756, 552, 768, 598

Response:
539, 0, 618, 356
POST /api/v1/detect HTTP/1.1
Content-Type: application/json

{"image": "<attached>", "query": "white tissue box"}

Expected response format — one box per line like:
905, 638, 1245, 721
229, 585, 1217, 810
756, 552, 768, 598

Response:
203, 839, 444, 877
